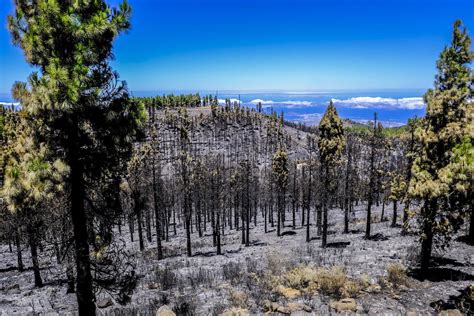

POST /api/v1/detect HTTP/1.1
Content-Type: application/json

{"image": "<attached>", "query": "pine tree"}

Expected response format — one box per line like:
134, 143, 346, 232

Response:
8, 1, 145, 313
2, 115, 68, 287
401, 117, 421, 233
318, 101, 345, 247
272, 149, 289, 237
409, 20, 473, 275
388, 173, 406, 228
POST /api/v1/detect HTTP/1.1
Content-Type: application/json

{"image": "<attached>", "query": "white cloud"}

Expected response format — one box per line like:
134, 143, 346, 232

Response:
218, 98, 241, 105
332, 96, 425, 110
250, 99, 275, 105
249, 99, 312, 107
285, 101, 312, 106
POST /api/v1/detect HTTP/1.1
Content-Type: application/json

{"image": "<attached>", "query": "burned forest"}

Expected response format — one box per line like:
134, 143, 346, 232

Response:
0, 1, 473, 316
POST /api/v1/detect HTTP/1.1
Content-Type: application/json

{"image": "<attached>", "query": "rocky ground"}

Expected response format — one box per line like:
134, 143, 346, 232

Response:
1, 202, 473, 315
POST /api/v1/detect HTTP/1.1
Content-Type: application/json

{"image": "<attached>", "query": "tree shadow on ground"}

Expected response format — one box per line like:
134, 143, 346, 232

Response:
326, 241, 350, 248
410, 267, 474, 282
456, 235, 474, 246
431, 256, 467, 267
365, 233, 389, 241
280, 231, 297, 236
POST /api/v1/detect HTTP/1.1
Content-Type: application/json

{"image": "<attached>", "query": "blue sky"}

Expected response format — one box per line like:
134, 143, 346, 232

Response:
1, 0, 473, 93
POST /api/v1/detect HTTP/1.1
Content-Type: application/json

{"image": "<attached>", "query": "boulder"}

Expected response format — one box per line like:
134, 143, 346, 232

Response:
276, 285, 301, 299
287, 302, 312, 313
147, 282, 159, 289
263, 301, 280, 312
96, 298, 113, 309
219, 307, 250, 316
156, 305, 176, 316
329, 298, 357, 312
438, 310, 462, 316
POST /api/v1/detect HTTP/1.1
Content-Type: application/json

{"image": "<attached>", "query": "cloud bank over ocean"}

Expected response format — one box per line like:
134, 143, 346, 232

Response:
250, 99, 312, 107
244, 96, 425, 110
1, 91, 425, 127
331, 97, 425, 110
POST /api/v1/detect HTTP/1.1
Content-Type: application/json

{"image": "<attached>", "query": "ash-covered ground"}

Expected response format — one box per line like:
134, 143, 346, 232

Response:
1, 202, 473, 315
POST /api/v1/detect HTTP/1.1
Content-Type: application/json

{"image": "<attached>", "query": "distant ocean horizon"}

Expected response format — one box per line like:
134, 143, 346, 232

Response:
1, 89, 427, 127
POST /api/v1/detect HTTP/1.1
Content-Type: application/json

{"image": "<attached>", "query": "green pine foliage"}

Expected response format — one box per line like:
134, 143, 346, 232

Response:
7, 0, 146, 312
409, 20, 473, 272
318, 101, 345, 168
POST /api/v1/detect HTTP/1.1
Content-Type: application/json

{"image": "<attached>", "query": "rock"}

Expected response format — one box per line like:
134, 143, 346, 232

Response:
148, 282, 159, 289
391, 294, 401, 300
406, 312, 418, 316
287, 302, 312, 312
156, 305, 176, 316
219, 307, 249, 316
276, 305, 291, 314
96, 298, 113, 309
276, 285, 301, 299
438, 310, 462, 316
218, 282, 232, 290
263, 301, 280, 312
329, 298, 357, 312
263, 301, 291, 313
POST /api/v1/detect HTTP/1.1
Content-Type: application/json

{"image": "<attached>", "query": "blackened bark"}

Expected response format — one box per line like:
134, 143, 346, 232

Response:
467, 196, 473, 245
366, 113, 377, 239
70, 158, 95, 315
27, 224, 42, 287
391, 200, 398, 227
420, 200, 436, 277
15, 230, 24, 272
152, 161, 163, 260
134, 195, 145, 251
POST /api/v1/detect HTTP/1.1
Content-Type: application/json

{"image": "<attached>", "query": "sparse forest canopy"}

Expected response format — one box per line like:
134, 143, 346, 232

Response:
0, 3, 472, 315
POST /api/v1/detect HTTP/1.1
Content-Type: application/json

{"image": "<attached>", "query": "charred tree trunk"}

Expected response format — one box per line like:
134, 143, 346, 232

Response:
344, 140, 353, 233
152, 161, 163, 260
469, 203, 474, 245
70, 156, 95, 315
366, 113, 377, 240
134, 194, 145, 252
420, 200, 436, 277
391, 200, 398, 227
27, 223, 42, 287
15, 229, 24, 272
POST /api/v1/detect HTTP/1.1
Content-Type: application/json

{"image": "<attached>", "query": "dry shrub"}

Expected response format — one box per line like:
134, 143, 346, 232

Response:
387, 263, 409, 288
281, 266, 367, 299
228, 289, 249, 308
342, 280, 361, 298
316, 267, 348, 297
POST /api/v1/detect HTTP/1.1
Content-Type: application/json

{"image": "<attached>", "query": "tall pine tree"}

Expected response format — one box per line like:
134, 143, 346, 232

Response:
8, 1, 145, 313
318, 101, 345, 247
409, 20, 473, 275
